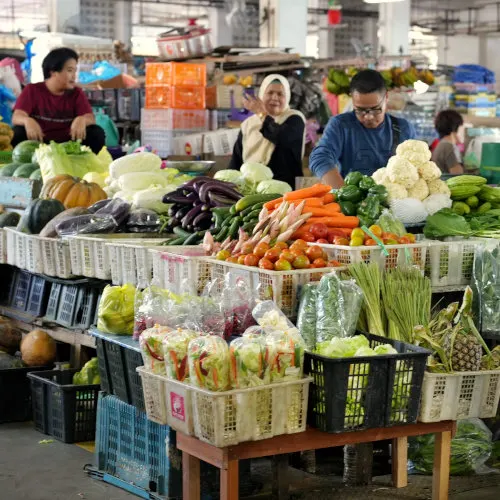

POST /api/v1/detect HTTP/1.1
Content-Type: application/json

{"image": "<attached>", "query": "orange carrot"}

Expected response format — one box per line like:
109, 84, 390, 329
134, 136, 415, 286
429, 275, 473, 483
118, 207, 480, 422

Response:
303, 206, 342, 217
306, 216, 359, 228
264, 197, 283, 210
322, 193, 335, 204
284, 183, 332, 201
324, 202, 341, 211
287, 198, 324, 207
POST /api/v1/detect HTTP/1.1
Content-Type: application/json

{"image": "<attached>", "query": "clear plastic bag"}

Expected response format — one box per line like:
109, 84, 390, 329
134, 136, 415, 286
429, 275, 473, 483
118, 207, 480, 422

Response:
316, 274, 364, 343
55, 213, 118, 236
297, 283, 318, 351
97, 284, 136, 335
195, 279, 227, 337
163, 329, 198, 382
188, 335, 230, 391
409, 418, 494, 475
139, 325, 172, 374
222, 274, 258, 337
229, 336, 268, 388
264, 329, 305, 383
252, 301, 295, 333
126, 208, 160, 232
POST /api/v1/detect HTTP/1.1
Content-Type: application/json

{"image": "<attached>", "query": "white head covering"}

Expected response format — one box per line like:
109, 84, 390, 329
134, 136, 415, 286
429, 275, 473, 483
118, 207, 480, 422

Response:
241, 74, 306, 166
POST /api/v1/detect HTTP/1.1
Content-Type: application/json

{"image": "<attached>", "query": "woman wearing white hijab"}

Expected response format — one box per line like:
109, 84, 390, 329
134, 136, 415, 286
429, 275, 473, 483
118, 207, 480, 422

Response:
229, 74, 306, 188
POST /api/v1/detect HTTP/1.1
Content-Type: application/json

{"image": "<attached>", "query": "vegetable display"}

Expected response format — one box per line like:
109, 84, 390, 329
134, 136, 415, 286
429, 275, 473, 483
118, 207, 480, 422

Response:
139, 326, 172, 374
16, 198, 66, 234
97, 284, 136, 335
163, 329, 197, 382
73, 357, 100, 385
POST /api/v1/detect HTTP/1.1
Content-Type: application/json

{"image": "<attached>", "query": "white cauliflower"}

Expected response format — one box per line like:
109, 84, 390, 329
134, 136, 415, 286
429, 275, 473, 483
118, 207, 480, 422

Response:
396, 139, 432, 162
427, 179, 451, 196
384, 182, 408, 201
372, 167, 389, 185
407, 178, 430, 201
417, 161, 442, 182
386, 156, 419, 188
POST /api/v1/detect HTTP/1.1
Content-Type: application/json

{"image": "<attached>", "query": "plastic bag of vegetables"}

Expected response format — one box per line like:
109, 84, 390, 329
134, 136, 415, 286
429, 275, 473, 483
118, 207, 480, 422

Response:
97, 284, 136, 335
229, 336, 269, 388
409, 418, 493, 475
72, 357, 100, 385
163, 329, 198, 382
265, 329, 305, 383
139, 325, 172, 374
316, 273, 364, 343
297, 283, 318, 351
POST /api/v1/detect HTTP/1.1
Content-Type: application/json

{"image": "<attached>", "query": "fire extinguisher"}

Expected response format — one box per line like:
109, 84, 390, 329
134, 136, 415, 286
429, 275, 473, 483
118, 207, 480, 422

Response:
328, 0, 342, 26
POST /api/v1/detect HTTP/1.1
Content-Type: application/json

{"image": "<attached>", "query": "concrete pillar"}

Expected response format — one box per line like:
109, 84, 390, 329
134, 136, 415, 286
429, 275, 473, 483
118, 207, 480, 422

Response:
378, 0, 410, 55
48, 0, 80, 33
208, 6, 233, 47
318, 13, 336, 59
260, 0, 308, 54
114, 1, 132, 46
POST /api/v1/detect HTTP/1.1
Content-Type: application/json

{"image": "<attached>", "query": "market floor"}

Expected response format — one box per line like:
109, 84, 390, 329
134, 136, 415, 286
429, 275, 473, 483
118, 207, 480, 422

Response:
1, 422, 499, 500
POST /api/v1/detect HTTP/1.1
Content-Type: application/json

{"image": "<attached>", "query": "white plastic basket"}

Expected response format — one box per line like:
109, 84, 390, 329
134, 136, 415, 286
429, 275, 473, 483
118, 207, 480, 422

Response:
136, 366, 168, 425
208, 260, 345, 319
68, 234, 166, 280
141, 108, 209, 131
173, 133, 204, 156
106, 239, 172, 287
425, 239, 497, 287
314, 242, 428, 272
5, 227, 24, 268
150, 247, 211, 294
0, 228, 6, 264
191, 377, 312, 447
419, 370, 500, 423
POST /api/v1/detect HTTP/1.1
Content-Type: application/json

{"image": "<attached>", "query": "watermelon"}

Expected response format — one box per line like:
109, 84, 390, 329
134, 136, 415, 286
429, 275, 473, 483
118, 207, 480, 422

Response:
12, 140, 40, 164
13, 163, 39, 178
31, 151, 39, 166
29, 168, 42, 181
0, 163, 20, 177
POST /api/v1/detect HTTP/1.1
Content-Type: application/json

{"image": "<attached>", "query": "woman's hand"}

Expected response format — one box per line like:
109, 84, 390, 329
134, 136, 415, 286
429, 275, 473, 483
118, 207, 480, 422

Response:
25, 118, 44, 142
71, 116, 87, 141
243, 94, 267, 116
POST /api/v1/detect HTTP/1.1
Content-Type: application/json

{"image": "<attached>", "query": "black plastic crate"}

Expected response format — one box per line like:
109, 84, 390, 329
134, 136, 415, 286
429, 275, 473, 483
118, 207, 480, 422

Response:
26, 275, 51, 317
10, 270, 32, 311
0, 366, 45, 423
55, 284, 79, 327
95, 337, 112, 394
74, 287, 99, 329
124, 348, 145, 411
304, 334, 429, 433
45, 282, 63, 322
27, 369, 100, 443
104, 341, 130, 403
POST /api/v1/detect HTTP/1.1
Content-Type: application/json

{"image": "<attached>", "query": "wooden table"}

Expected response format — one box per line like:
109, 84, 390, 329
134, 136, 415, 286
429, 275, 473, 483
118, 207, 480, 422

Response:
177, 421, 456, 500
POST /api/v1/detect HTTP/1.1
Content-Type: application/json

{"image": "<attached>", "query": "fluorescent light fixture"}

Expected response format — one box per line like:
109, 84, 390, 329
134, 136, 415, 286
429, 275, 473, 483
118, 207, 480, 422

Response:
364, 0, 404, 4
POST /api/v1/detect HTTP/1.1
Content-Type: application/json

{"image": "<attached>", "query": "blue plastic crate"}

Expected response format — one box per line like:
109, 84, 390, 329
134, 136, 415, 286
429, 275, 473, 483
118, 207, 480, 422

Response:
95, 393, 182, 498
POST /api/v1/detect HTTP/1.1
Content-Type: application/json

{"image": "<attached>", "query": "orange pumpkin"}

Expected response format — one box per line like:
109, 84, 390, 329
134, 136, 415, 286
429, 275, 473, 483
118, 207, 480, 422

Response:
41, 174, 107, 209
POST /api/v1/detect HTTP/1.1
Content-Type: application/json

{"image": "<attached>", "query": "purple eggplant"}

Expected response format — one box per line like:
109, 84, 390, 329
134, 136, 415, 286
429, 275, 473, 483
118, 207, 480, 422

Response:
163, 193, 192, 204
175, 206, 191, 220
208, 192, 238, 207
201, 203, 212, 211
193, 211, 212, 230
181, 204, 203, 229
186, 192, 198, 202
95, 198, 131, 225
198, 182, 241, 204
183, 176, 212, 188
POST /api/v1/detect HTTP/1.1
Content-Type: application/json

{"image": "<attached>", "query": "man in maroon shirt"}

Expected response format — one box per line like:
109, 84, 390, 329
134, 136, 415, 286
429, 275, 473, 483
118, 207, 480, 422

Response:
12, 47, 105, 154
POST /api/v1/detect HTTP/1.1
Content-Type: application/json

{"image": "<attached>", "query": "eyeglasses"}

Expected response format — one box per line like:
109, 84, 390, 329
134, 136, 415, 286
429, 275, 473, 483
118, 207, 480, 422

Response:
354, 94, 386, 117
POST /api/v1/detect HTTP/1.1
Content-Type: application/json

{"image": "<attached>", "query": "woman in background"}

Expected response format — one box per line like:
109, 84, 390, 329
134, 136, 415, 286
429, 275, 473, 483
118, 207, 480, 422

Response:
432, 110, 464, 175
229, 74, 306, 188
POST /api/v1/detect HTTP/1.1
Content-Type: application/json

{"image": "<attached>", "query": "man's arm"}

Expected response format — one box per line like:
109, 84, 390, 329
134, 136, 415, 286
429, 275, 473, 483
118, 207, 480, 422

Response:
309, 117, 344, 188
12, 109, 44, 142
79, 113, 95, 125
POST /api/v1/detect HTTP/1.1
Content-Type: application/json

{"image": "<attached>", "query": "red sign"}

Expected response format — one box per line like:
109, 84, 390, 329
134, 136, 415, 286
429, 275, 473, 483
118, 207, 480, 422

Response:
328, 8, 342, 26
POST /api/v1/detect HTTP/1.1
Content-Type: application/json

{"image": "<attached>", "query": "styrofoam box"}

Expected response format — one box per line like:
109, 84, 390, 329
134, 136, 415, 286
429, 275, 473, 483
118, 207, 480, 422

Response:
173, 133, 204, 156
419, 370, 500, 422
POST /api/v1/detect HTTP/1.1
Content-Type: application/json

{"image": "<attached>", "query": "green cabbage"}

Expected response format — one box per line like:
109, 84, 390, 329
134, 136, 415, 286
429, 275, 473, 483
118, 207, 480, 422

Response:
316, 335, 369, 358
374, 344, 398, 355
73, 358, 100, 385
240, 162, 273, 191
214, 169, 253, 195
256, 180, 292, 195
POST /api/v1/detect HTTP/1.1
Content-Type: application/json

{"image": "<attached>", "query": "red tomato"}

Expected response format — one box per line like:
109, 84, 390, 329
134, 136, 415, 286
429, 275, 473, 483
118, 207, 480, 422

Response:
398, 236, 412, 244
227, 256, 239, 263
292, 255, 310, 269
264, 247, 281, 263
328, 260, 342, 267
316, 238, 329, 244
290, 248, 304, 258
300, 232, 316, 243
275, 258, 293, 271
312, 258, 327, 268
368, 225, 383, 238
244, 254, 259, 267
273, 241, 289, 251
310, 223, 328, 240
382, 232, 399, 241
334, 236, 350, 246
364, 238, 377, 246
280, 250, 295, 262
290, 239, 309, 252
306, 245, 324, 261
241, 243, 254, 255
253, 242, 270, 258
328, 228, 347, 240
258, 258, 274, 270
403, 233, 416, 243
237, 255, 247, 265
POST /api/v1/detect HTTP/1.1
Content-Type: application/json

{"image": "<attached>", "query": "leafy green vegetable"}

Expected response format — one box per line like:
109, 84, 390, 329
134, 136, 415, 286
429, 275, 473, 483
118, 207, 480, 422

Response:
315, 335, 369, 358
73, 358, 100, 385
377, 209, 406, 237
424, 209, 474, 239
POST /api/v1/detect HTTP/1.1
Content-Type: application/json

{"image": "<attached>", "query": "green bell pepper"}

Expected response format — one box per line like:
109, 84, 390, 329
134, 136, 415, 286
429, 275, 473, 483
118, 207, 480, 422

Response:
359, 176, 376, 191
339, 200, 357, 216
356, 196, 381, 227
344, 171, 364, 187
338, 185, 363, 204
368, 184, 388, 204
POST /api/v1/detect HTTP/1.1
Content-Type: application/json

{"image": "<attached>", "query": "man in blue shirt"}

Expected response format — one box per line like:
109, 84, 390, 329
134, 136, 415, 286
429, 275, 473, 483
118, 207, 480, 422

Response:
310, 69, 416, 188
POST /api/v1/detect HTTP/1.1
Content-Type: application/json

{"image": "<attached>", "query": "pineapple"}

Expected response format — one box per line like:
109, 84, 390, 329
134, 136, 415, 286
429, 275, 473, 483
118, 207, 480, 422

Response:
441, 326, 482, 372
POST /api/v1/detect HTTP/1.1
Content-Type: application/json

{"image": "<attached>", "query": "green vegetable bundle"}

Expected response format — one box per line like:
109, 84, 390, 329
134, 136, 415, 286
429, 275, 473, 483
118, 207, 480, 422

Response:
409, 418, 493, 475
73, 358, 100, 385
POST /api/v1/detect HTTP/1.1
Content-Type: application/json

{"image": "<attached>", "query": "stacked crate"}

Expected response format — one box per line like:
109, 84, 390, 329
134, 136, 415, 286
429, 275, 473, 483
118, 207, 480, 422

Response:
452, 83, 497, 117
142, 62, 208, 157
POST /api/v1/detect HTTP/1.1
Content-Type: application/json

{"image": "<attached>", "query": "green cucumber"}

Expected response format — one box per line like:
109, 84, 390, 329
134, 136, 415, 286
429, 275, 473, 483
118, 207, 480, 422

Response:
244, 209, 261, 222
173, 227, 193, 238
168, 236, 188, 245
228, 218, 242, 239
214, 227, 228, 242
184, 232, 202, 245
234, 194, 281, 213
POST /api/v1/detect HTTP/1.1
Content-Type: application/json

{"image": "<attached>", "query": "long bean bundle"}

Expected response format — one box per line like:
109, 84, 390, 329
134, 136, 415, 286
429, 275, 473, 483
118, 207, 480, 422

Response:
382, 267, 432, 343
